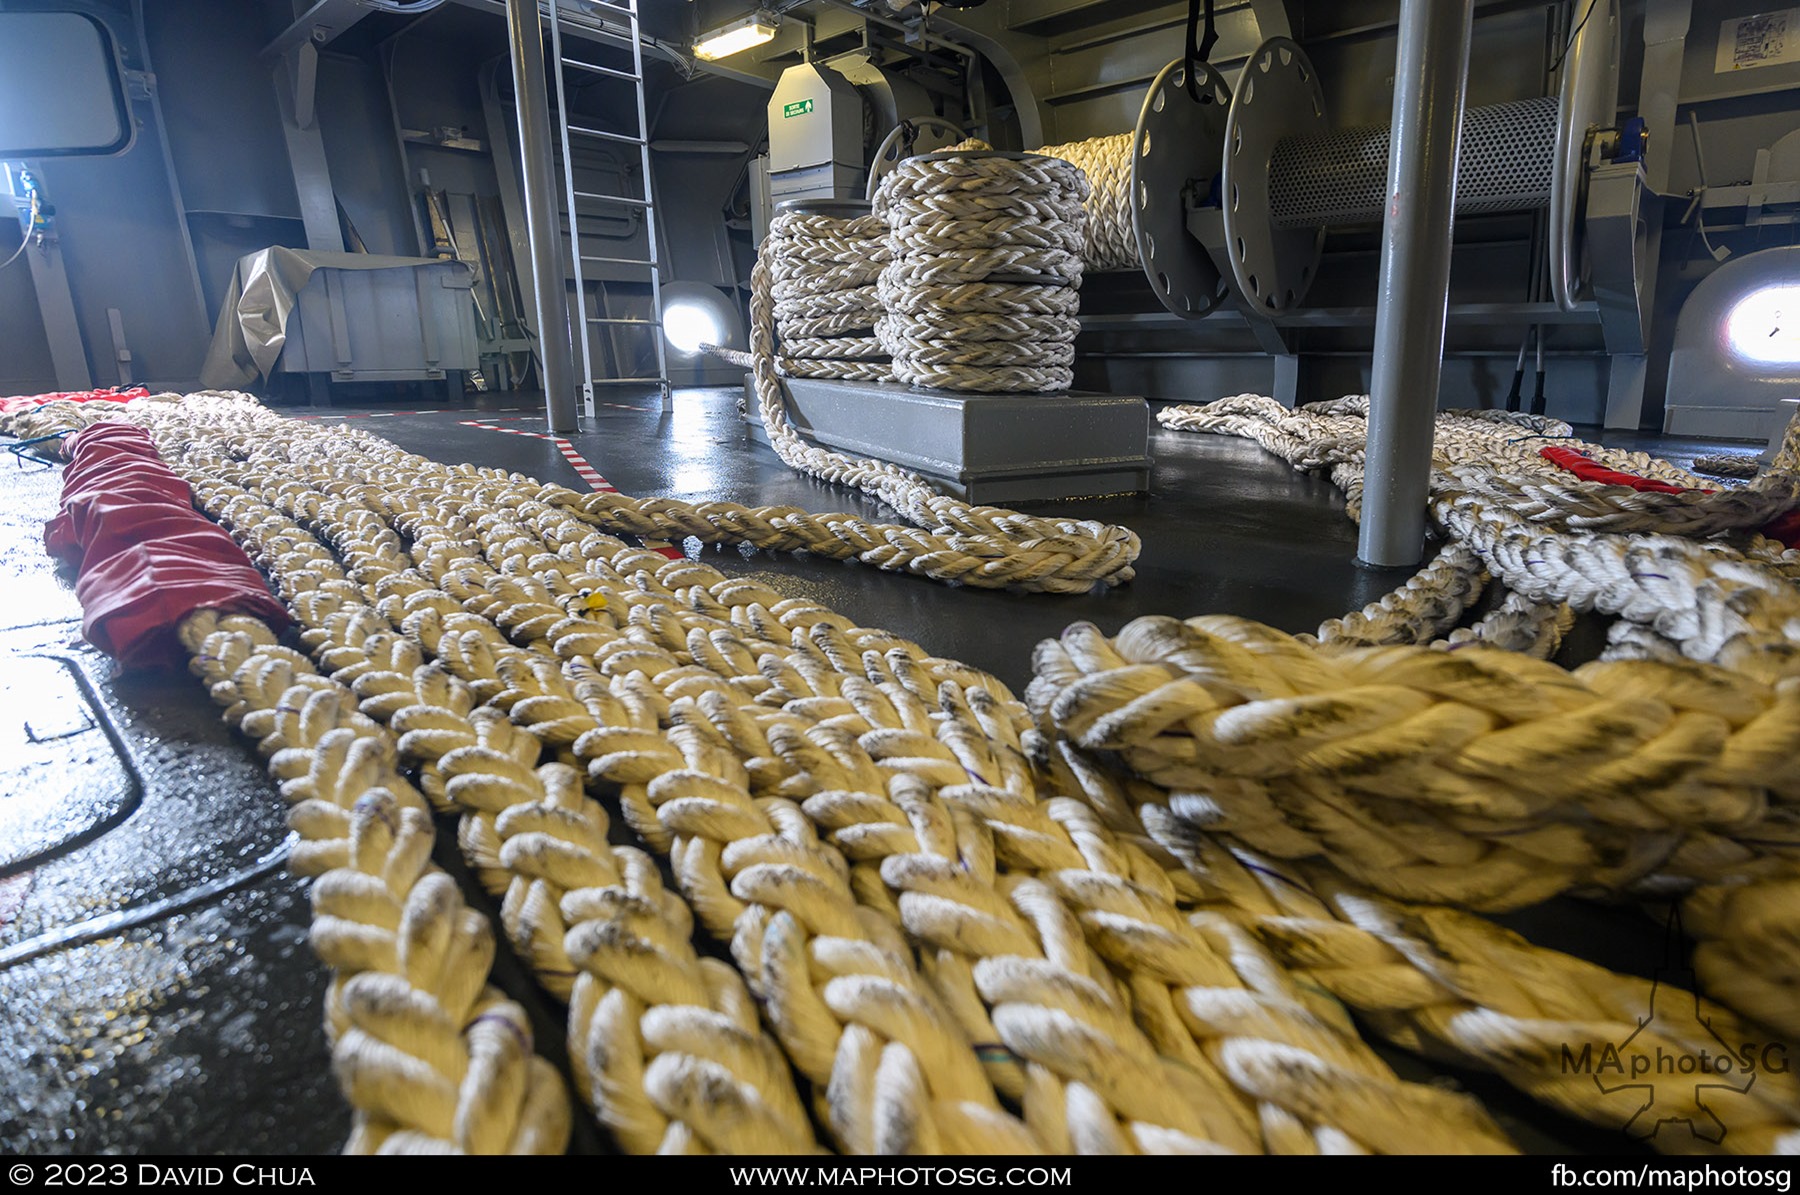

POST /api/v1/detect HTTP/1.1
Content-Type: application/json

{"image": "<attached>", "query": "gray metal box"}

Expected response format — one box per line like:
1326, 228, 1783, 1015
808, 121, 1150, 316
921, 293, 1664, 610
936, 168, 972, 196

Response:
746, 375, 1152, 503
280, 259, 479, 382
768, 63, 862, 175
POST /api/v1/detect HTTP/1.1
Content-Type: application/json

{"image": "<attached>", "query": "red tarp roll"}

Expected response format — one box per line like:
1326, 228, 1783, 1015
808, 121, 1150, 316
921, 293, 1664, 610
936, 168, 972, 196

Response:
44, 421, 289, 666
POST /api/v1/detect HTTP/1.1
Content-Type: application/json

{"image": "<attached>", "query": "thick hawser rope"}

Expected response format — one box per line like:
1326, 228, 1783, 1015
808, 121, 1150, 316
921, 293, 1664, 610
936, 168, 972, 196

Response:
1692, 452, 1763, 480
1035, 135, 1137, 275
13, 377, 1141, 595
874, 154, 1088, 395
722, 152, 1139, 594
1152, 394, 1800, 1041
148, 396, 1513, 1155
183, 522, 823, 1153
734, 163, 1139, 593
866, 133, 1139, 279
1163, 395, 1800, 676
705, 149, 1137, 593
171, 605, 573, 1153
12, 391, 1798, 1153
764, 211, 892, 383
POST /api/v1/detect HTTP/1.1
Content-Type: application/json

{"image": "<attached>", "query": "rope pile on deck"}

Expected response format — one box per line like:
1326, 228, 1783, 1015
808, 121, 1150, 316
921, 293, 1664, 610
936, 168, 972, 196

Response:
9, 388, 1797, 1154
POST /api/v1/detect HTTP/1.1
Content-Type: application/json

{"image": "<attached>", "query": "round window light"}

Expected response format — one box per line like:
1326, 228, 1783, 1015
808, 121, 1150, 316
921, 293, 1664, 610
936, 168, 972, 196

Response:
1725, 283, 1800, 367
663, 298, 724, 355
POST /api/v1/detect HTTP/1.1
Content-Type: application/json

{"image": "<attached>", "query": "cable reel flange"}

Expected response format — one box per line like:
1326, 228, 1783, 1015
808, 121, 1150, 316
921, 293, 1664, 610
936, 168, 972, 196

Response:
1220, 38, 1328, 314
1131, 58, 1233, 320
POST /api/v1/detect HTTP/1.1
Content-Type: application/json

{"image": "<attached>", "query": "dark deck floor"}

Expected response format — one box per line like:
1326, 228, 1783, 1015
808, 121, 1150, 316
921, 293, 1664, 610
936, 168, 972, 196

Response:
0, 385, 1763, 1155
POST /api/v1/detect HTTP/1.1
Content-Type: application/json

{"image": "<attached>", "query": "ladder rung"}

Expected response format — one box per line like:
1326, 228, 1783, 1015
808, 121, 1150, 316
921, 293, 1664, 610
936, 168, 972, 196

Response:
568, 124, 645, 146
590, 377, 663, 385
578, 0, 638, 19
573, 190, 651, 209
559, 57, 640, 82
579, 254, 659, 268
587, 317, 660, 325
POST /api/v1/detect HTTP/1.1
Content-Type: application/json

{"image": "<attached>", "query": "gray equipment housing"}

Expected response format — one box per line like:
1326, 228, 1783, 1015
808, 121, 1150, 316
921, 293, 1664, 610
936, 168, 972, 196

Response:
767, 63, 865, 205
746, 375, 1152, 504
278, 259, 479, 386
1665, 244, 1800, 441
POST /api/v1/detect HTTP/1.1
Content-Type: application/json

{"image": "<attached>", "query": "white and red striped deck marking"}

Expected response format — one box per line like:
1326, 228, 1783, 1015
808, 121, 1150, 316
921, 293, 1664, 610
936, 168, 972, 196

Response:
293, 406, 540, 421
457, 420, 682, 559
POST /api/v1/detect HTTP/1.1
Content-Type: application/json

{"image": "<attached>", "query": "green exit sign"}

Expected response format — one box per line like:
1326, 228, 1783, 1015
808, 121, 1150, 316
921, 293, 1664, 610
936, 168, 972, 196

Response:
783, 98, 813, 118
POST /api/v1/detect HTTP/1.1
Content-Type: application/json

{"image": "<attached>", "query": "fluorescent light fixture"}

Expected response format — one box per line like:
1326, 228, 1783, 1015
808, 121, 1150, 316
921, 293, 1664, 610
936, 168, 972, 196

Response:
1725, 283, 1800, 367
693, 12, 777, 60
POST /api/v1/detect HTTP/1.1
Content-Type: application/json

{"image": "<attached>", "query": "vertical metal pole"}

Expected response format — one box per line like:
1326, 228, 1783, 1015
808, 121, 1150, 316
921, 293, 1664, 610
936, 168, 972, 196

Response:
548, 4, 595, 418
506, 0, 578, 433
1357, 0, 1475, 567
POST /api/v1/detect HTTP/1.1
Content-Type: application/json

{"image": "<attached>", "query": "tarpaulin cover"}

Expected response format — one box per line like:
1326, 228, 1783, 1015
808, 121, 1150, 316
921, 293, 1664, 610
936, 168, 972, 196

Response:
1, 386, 149, 415
44, 422, 289, 666
199, 246, 470, 389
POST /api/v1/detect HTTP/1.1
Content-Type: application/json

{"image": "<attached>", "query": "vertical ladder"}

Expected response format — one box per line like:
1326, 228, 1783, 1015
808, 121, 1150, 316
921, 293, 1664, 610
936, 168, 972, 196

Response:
548, 0, 671, 415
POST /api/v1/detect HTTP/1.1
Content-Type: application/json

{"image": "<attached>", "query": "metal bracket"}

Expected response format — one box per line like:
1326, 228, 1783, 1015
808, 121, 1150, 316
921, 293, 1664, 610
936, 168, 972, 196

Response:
261, 0, 372, 59
288, 41, 320, 131
1586, 160, 1649, 355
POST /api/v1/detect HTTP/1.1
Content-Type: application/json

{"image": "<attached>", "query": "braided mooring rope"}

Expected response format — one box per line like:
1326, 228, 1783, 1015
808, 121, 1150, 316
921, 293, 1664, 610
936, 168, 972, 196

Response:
873, 153, 1088, 395
1692, 452, 1763, 480
765, 210, 892, 383
1151, 394, 1800, 1041
175, 610, 574, 1154
1161, 395, 1800, 678
1036, 134, 1137, 275
17, 392, 1800, 1149
29, 384, 1143, 596
186, 504, 826, 1153
39, 392, 1550, 1155
745, 239, 1139, 593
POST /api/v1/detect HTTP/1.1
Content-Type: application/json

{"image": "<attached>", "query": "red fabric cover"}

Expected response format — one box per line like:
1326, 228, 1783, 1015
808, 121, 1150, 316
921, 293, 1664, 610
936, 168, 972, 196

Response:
1759, 510, 1800, 549
1536, 444, 1800, 549
1536, 445, 1706, 495
44, 422, 289, 666
1, 386, 149, 415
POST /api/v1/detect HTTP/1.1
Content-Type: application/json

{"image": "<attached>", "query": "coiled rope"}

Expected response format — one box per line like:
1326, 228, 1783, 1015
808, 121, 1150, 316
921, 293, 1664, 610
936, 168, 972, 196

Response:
874, 153, 1089, 395
743, 203, 1139, 592
716, 153, 1142, 595
1036, 135, 1137, 275
866, 132, 1141, 278
763, 209, 892, 383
